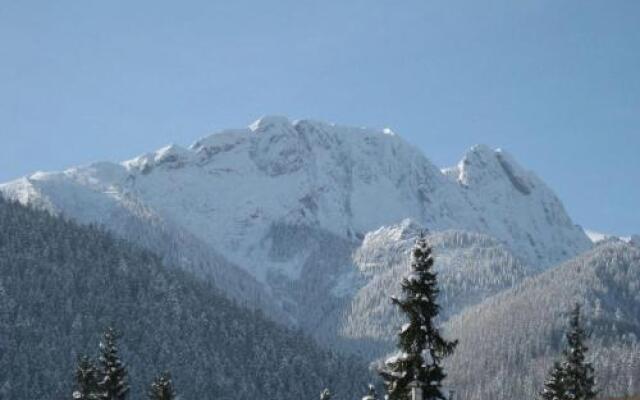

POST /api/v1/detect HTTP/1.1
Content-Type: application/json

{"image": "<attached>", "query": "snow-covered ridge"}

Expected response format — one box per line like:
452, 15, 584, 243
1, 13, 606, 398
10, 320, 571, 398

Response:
0, 115, 592, 333
584, 229, 635, 244
2, 116, 589, 268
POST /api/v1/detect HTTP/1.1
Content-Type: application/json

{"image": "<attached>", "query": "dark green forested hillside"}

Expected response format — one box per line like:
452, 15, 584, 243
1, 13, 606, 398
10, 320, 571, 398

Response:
0, 197, 369, 399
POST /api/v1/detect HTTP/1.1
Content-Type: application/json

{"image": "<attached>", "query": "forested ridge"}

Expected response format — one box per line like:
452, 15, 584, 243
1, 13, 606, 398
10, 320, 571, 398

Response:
445, 240, 640, 400
0, 197, 369, 399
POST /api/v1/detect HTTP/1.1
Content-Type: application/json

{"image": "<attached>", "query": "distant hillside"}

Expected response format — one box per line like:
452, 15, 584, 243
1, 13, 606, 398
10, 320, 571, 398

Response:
444, 241, 640, 400
0, 197, 369, 400
338, 221, 530, 356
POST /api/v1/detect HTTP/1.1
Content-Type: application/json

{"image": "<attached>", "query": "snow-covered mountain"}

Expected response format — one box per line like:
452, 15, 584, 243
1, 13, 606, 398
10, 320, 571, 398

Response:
0, 116, 592, 341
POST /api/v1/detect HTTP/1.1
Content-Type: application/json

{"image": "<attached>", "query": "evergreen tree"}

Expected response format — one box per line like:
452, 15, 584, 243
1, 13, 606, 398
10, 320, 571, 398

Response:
540, 304, 597, 400
379, 234, 457, 400
98, 327, 129, 400
320, 388, 332, 400
73, 355, 99, 400
562, 304, 596, 400
541, 361, 568, 400
148, 372, 175, 400
362, 384, 379, 400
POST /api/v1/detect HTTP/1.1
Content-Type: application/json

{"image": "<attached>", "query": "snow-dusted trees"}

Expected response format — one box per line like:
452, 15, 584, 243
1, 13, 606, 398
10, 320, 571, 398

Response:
98, 327, 129, 400
362, 384, 379, 400
563, 305, 596, 400
0, 197, 368, 399
541, 361, 567, 400
72, 328, 129, 400
379, 235, 457, 400
73, 356, 99, 400
541, 305, 597, 400
148, 372, 175, 400
320, 388, 332, 400
72, 328, 178, 400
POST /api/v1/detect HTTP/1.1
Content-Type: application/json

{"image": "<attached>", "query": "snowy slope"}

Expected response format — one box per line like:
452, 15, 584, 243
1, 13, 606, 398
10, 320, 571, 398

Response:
339, 220, 531, 356
444, 240, 640, 400
443, 144, 590, 266
0, 116, 592, 335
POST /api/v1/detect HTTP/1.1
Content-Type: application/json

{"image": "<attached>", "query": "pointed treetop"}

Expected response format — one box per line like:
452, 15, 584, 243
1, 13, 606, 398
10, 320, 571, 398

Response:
98, 326, 129, 400
379, 235, 457, 400
363, 384, 379, 400
539, 304, 596, 400
149, 371, 175, 400
320, 388, 332, 400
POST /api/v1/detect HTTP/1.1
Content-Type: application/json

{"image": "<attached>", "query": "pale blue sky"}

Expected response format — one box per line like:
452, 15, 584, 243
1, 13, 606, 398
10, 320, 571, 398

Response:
1, 1, 638, 235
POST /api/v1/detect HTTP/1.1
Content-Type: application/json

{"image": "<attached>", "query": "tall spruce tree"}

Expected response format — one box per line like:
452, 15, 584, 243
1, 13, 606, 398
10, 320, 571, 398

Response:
541, 361, 568, 400
73, 355, 99, 400
362, 384, 379, 400
379, 234, 457, 400
563, 304, 596, 400
540, 304, 596, 400
320, 388, 332, 400
98, 327, 129, 400
148, 372, 175, 400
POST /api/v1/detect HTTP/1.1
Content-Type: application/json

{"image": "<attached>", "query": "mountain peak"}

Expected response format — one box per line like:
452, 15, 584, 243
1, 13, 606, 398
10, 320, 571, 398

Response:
450, 144, 534, 195
249, 115, 293, 133
124, 143, 193, 172
469, 143, 495, 156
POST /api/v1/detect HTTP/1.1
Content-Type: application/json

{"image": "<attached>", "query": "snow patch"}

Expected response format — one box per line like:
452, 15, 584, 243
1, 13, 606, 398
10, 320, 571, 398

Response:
382, 127, 396, 136
585, 229, 632, 243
